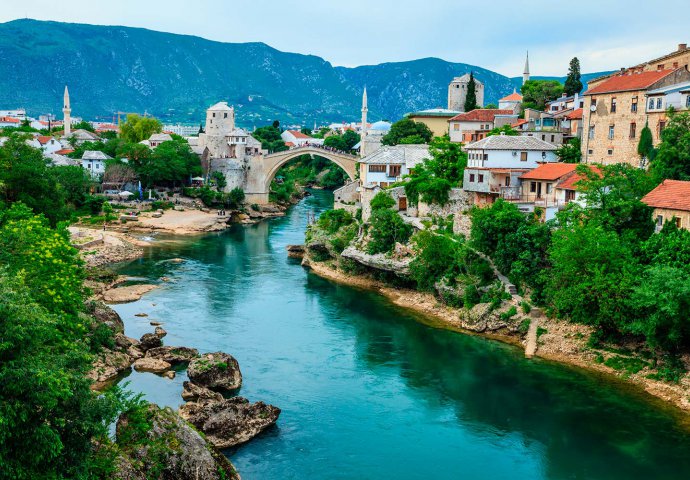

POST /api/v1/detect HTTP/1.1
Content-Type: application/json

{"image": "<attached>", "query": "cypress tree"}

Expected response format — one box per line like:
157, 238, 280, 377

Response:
564, 57, 583, 96
638, 121, 654, 160
464, 73, 478, 112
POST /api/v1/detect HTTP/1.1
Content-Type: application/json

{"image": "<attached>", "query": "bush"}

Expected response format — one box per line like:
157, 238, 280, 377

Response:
83, 195, 106, 215
463, 283, 481, 308
370, 191, 395, 211
500, 306, 518, 322
225, 187, 245, 208
317, 209, 355, 234
367, 209, 413, 255
409, 231, 459, 291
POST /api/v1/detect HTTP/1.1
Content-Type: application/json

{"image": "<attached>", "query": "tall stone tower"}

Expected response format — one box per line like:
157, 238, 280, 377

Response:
523, 52, 530, 85
448, 74, 484, 112
361, 87, 368, 143
63, 86, 71, 137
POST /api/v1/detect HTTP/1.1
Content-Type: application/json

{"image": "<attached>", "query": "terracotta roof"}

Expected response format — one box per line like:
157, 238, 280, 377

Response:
0, 116, 20, 123
584, 70, 676, 95
285, 141, 295, 147
449, 109, 514, 122
566, 108, 583, 120
556, 166, 602, 191
500, 92, 523, 102
37, 135, 55, 144
511, 119, 529, 127
520, 163, 577, 181
54, 148, 74, 155
642, 179, 690, 212
287, 130, 311, 139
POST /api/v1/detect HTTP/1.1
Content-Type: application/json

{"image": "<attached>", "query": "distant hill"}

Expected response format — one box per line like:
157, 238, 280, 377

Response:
0, 19, 611, 126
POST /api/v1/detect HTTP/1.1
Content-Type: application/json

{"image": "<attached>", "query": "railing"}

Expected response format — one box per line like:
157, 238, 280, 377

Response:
499, 191, 572, 208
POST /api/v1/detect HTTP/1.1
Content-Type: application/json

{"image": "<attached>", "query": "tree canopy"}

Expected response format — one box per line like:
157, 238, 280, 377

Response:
521, 80, 564, 111
564, 57, 583, 96
464, 72, 479, 112
381, 118, 433, 146
650, 112, 690, 180
119, 114, 162, 143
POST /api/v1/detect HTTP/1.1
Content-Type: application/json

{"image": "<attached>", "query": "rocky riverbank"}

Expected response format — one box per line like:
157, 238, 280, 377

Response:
301, 251, 690, 415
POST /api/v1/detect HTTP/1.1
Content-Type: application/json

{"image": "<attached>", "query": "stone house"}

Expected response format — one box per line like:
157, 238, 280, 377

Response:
148, 133, 173, 148
448, 74, 484, 112
359, 144, 430, 189
642, 179, 690, 231
462, 134, 558, 205
448, 109, 517, 143
582, 67, 690, 166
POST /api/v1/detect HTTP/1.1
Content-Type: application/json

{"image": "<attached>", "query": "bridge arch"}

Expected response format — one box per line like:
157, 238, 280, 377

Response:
262, 146, 358, 190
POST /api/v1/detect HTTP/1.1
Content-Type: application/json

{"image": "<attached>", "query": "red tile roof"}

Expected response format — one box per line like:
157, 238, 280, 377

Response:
511, 119, 528, 127
584, 69, 676, 95
520, 163, 577, 181
449, 109, 514, 122
37, 135, 55, 144
556, 166, 602, 191
566, 108, 583, 120
499, 92, 523, 102
642, 179, 690, 212
55, 148, 74, 155
284, 141, 296, 147
287, 130, 311, 139
0, 116, 20, 123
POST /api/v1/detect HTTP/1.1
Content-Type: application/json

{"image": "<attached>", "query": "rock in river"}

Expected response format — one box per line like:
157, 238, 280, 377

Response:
103, 284, 158, 303
133, 357, 171, 373
138, 333, 163, 351
154, 326, 167, 338
179, 397, 281, 449
181, 381, 223, 402
146, 346, 199, 364
187, 352, 242, 391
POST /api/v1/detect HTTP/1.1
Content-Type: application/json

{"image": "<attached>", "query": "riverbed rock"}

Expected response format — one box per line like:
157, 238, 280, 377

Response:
459, 303, 493, 332
103, 284, 158, 303
133, 357, 171, 373
187, 352, 242, 391
127, 346, 145, 360
163, 370, 176, 379
90, 301, 125, 334
115, 404, 240, 480
114, 333, 135, 350
341, 246, 411, 275
286, 244, 305, 258
138, 333, 163, 351
134, 313, 148, 317
154, 326, 167, 338
179, 397, 280, 449
181, 381, 223, 402
146, 346, 200, 364
150, 320, 162, 326
89, 349, 132, 385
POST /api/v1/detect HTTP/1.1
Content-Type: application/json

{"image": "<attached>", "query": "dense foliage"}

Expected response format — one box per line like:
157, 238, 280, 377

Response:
564, 57, 583, 96
464, 72, 479, 112
381, 118, 433, 146
556, 137, 582, 163
650, 112, 690, 181
119, 114, 162, 143
253, 124, 287, 153
366, 192, 412, 254
520, 80, 564, 111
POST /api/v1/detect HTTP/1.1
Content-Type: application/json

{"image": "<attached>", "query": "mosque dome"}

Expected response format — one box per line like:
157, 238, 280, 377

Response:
370, 121, 391, 131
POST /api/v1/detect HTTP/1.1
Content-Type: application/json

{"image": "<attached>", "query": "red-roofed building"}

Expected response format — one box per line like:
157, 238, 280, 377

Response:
280, 129, 323, 147
582, 66, 690, 166
642, 179, 690, 231
498, 90, 523, 112
0, 116, 21, 127
448, 109, 517, 143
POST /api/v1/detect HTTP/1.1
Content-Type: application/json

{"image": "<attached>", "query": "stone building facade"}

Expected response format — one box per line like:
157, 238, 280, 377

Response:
448, 74, 484, 112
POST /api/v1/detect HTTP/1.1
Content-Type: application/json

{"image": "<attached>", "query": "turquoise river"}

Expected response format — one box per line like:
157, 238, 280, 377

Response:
112, 190, 690, 480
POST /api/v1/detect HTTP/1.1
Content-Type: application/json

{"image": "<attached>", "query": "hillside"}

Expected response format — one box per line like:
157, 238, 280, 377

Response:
0, 19, 609, 126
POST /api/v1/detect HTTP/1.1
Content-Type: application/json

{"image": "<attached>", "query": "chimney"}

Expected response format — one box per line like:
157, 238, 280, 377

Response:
679, 43, 687, 51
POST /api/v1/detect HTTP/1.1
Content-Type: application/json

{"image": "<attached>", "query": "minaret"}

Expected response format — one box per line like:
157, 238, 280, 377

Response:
361, 87, 368, 141
523, 52, 530, 85
63, 86, 71, 137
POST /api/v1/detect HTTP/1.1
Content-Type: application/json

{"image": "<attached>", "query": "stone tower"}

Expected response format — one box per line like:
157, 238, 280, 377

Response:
448, 74, 484, 112
361, 87, 368, 146
523, 52, 530, 84
63, 86, 71, 137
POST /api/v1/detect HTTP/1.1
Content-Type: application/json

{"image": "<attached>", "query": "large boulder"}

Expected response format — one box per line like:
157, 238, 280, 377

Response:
90, 301, 125, 334
179, 397, 280, 449
138, 333, 163, 351
146, 346, 199, 364
88, 349, 132, 386
133, 357, 171, 373
187, 352, 242, 391
341, 246, 411, 275
115, 404, 239, 480
181, 381, 223, 402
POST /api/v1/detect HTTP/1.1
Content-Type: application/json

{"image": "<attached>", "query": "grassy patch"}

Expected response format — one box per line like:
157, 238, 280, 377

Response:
604, 355, 649, 375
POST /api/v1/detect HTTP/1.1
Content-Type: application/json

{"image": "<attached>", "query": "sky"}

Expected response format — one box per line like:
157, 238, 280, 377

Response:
1, 0, 688, 76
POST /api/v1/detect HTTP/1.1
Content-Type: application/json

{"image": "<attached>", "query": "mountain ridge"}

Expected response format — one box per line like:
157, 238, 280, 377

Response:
0, 19, 611, 126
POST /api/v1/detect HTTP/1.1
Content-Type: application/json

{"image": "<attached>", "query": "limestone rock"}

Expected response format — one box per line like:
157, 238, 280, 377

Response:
103, 284, 158, 303
91, 301, 125, 334
286, 244, 305, 258
179, 397, 280, 449
154, 326, 167, 338
115, 404, 239, 480
89, 349, 132, 385
138, 333, 163, 351
163, 370, 176, 379
133, 357, 171, 373
459, 303, 493, 332
114, 333, 135, 351
187, 352, 242, 391
341, 246, 411, 275
150, 321, 162, 326
134, 313, 148, 317
127, 346, 145, 360
145, 346, 200, 364
181, 381, 223, 402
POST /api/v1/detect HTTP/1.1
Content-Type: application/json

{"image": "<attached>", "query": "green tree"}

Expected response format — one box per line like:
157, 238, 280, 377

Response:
487, 125, 519, 137
637, 120, 655, 166
521, 80, 564, 111
323, 135, 349, 151
564, 57, 583, 96
119, 114, 162, 143
49, 165, 93, 208
484, 103, 498, 109
71, 120, 95, 132
409, 230, 459, 291
342, 130, 361, 149
367, 208, 412, 254
464, 72, 479, 112
556, 137, 582, 163
225, 187, 245, 208
253, 124, 287, 153
134, 140, 201, 187
211, 171, 227, 191
300, 127, 312, 136
370, 191, 395, 211
650, 111, 690, 180
381, 118, 433, 146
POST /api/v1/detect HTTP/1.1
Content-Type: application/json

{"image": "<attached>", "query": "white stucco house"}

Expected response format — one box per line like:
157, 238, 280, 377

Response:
81, 150, 112, 178
359, 144, 430, 188
280, 130, 323, 147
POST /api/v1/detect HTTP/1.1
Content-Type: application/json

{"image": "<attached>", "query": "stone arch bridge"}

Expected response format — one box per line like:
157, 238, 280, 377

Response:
244, 145, 358, 204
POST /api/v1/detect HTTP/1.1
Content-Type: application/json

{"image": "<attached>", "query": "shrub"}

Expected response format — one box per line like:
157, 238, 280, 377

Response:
367, 209, 412, 255
463, 283, 481, 309
370, 191, 395, 211
500, 306, 518, 322
317, 209, 355, 234
409, 231, 459, 291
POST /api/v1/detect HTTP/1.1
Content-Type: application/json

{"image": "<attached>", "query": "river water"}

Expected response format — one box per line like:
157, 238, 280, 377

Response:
112, 190, 690, 480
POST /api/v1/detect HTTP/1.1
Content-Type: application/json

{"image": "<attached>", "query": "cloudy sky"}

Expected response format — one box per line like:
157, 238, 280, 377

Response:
1, 0, 687, 76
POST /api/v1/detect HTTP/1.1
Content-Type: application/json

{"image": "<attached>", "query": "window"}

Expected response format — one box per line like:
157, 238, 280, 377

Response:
478, 174, 484, 183
659, 120, 666, 136
389, 164, 401, 177
520, 151, 528, 161
656, 98, 663, 109
656, 215, 663, 226
630, 122, 637, 138
213, 113, 216, 117
591, 98, 597, 108
611, 97, 617, 113
550, 135, 555, 142
631, 97, 638, 113
546, 183, 553, 194
607, 149, 614, 155
453, 123, 459, 131
368, 164, 386, 172
530, 182, 537, 193
588, 149, 593, 155
542, 134, 546, 140
469, 174, 475, 182
649, 98, 655, 110
589, 125, 595, 139
675, 217, 682, 228
505, 176, 511, 187
687, 95, 690, 108
224, 113, 228, 118
565, 190, 576, 202
483, 154, 488, 161
608, 125, 615, 139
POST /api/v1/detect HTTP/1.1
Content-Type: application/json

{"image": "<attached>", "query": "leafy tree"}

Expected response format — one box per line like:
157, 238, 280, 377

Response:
564, 57, 583, 96
640, 221, 690, 275
487, 125, 519, 137
272, 120, 280, 129
119, 114, 162, 143
650, 111, 690, 180
370, 191, 395, 211
225, 187, 245, 208
409, 230, 459, 291
317, 209, 355, 234
484, 103, 498, 109
211, 171, 227, 191
324, 135, 349, 151
556, 137, 582, 163
521, 80, 564, 111
253, 124, 287, 153
134, 140, 201, 187
342, 130, 361, 149
464, 72, 479, 112
300, 127, 312, 136
71, 120, 95, 132
470, 199, 526, 255
49, 165, 93, 208
638, 120, 655, 166
367, 209, 412, 254
381, 118, 433, 146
